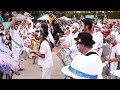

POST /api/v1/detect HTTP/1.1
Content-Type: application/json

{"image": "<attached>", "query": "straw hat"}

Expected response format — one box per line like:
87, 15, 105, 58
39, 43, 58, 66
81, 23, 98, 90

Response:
105, 34, 116, 43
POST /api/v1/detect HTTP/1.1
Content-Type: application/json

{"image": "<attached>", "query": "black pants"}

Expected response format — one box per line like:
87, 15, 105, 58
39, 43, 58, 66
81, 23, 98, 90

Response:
6, 74, 12, 79
54, 35, 59, 46
0, 72, 4, 79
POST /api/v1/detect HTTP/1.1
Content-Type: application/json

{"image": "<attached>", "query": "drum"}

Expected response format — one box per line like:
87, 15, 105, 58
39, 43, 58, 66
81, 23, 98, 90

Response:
102, 62, 110, 79
102, 43, 110, 56
57, 48, 72, 66
110, 70, 120, 79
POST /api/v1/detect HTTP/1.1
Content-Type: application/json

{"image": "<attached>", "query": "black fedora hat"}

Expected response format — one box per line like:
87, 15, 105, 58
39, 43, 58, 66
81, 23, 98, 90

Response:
74, 32, 95, 46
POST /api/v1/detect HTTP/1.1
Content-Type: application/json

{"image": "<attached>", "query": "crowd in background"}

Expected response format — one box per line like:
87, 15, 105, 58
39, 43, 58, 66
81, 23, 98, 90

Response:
0, 11, 120, 79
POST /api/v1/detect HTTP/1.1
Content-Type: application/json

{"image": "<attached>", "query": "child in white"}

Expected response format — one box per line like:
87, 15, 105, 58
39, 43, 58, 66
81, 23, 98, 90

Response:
38, 40, 53, 79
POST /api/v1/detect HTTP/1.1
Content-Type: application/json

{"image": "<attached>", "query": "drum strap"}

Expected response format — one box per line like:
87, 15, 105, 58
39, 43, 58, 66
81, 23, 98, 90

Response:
116, 53, 120, 69
85, 52, 98, 56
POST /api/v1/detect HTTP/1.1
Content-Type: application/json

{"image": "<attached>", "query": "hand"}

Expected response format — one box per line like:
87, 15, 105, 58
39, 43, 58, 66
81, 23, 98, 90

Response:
60, 44, 64, 48
62, 43, 69, 49
30, 50, 36, 54
101, 56, 109, 62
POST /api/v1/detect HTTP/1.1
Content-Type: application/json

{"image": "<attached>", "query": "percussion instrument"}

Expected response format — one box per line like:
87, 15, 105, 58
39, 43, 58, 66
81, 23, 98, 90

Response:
110, 70, 120, 79
102, 43, 110, 56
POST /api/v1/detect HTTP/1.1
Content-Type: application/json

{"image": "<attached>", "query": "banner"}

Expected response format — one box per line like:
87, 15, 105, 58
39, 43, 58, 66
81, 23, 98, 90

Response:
85, 15, 94, 19
2, 22, 11, 30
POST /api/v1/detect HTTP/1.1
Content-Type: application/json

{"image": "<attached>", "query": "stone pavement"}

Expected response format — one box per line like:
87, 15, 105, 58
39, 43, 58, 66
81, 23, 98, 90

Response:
12, 47, 65, 79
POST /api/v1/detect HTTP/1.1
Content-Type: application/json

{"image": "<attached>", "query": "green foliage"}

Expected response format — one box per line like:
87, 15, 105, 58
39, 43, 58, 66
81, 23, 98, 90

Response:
107, 12, 120, 19
1, 11, 120, 22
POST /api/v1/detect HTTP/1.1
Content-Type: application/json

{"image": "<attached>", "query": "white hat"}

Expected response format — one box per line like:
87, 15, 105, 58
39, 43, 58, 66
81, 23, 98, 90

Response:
95, 23, 103, 30
24, 12, 30, 17
16, 14, 25, 21
72, 22, 80, 29
61, 55, 104, 79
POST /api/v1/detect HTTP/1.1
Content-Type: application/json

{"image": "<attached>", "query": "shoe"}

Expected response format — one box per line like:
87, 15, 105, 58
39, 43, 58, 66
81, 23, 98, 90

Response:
18, 68, 24, 71
15, 72, 21, 75
33, 62, 35, 64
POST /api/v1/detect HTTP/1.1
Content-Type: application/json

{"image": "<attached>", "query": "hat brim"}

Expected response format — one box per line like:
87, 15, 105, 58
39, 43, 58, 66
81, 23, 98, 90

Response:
74, 38, 95, 45
94, 25, 101, 30
74, 38, 81, 44
91, 40, 95, 44
61, 66, 86, 79
74, 38, 78, 42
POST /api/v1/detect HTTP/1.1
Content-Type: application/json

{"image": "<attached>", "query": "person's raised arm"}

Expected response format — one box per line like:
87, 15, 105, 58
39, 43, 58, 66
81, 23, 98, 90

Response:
10, 11, 17, 30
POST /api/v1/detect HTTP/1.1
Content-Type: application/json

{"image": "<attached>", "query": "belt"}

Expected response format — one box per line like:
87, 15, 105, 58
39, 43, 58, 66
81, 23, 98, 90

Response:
12, 39, 23, 48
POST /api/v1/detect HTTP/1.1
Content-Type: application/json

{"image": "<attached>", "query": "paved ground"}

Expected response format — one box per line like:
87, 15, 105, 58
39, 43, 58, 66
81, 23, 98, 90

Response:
12, 46, 65, 79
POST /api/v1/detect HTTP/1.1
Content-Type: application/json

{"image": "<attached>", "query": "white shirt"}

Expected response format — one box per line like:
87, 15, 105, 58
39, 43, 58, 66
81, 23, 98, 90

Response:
111, 31, 120, 43
64, 34, 75, 48
110, 44, 120, 59
38, 40, 53, 68
27, 18, 33, 29
71, 49, 103, 79
92, 31, 103, 49
73, 32, 79, 38
10, 27, 22, 48
64, 34, 80, 59
92, 31, 103, 57
27, 28, 35, 34
109, 43, 120, 70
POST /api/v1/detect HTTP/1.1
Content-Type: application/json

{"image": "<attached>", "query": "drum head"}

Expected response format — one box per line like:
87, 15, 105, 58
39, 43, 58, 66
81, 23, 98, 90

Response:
110, 70, 120, 77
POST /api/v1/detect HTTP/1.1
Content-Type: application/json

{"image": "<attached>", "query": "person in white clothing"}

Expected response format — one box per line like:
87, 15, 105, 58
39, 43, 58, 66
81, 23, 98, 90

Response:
82, 18, 103, 57
30, 23, 53, 79
111, 28, 120, 44
61, 26, 81, 61
92, 23, 104, 57
62, 32, 104, 79
72, 22, 80, 38
102, 34, 120, 71
10, 11, 24, 75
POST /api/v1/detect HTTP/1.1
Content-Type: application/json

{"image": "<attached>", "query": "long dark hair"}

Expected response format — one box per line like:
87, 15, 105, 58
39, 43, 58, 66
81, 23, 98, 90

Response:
40, 23, 53, 51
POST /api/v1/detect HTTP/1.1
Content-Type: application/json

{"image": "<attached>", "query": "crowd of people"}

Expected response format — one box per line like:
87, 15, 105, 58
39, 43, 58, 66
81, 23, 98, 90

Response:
0, 11, 120, 79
